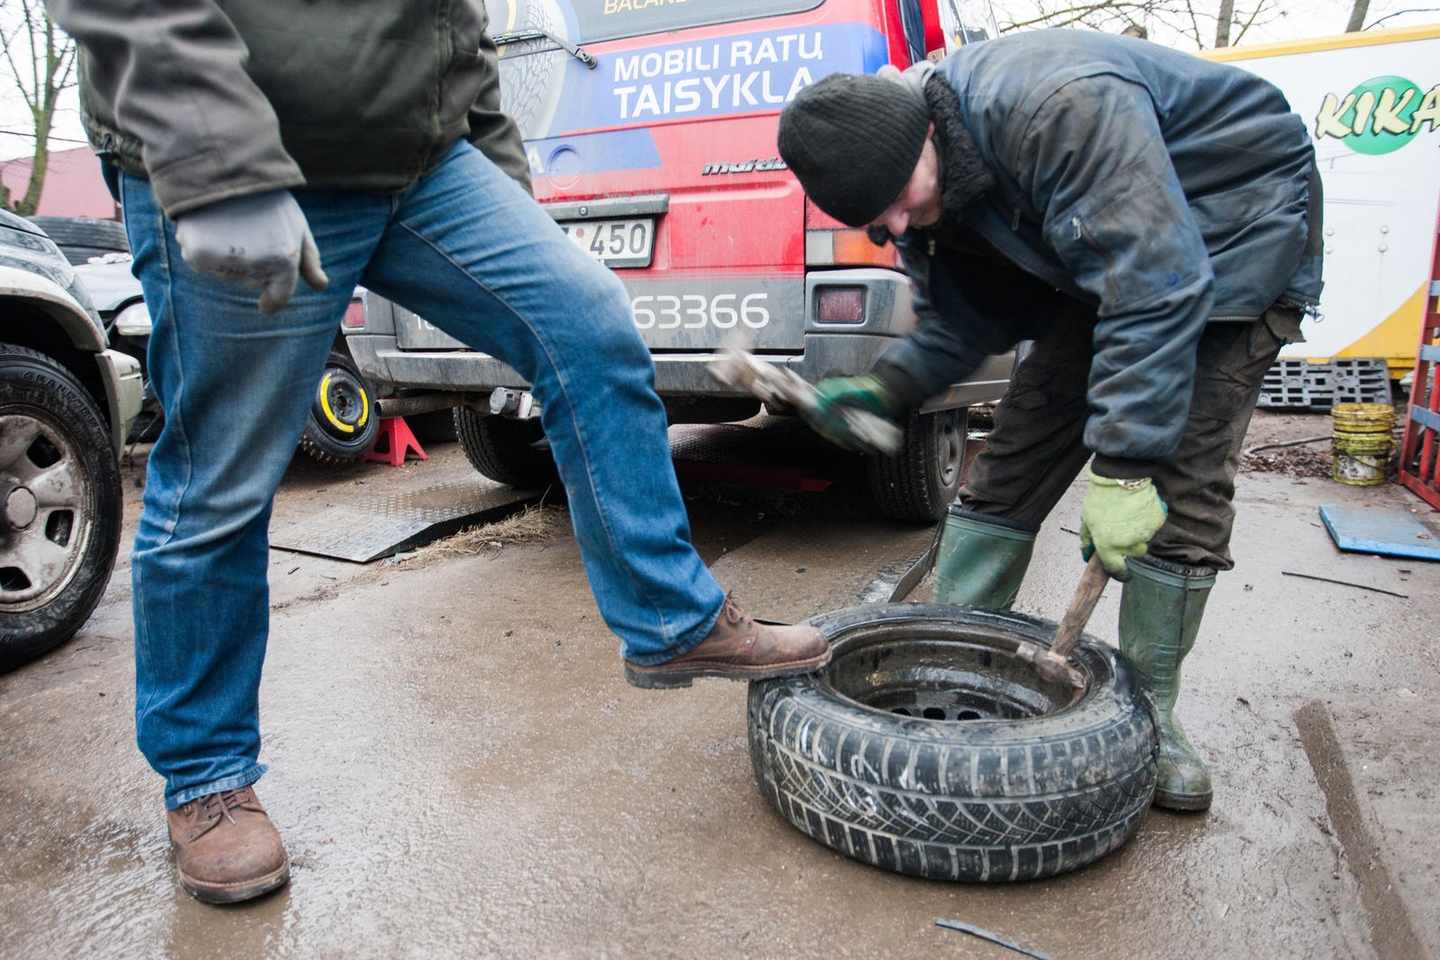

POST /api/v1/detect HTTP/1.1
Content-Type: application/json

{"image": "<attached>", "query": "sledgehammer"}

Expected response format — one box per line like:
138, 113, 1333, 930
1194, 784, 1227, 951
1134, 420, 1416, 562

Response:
1016, 554, 1110, 689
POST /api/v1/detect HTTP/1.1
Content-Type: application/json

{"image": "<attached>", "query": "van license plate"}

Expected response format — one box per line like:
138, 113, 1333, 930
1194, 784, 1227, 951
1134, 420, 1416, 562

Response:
561, 218, 654, 268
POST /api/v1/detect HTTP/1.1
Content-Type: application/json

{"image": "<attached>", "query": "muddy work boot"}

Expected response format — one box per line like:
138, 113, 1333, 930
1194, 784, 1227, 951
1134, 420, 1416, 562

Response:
932, 507, 1037, 609
1119, 556, 1216, 812
624, 593, 830, 689
167, 785, 290, 904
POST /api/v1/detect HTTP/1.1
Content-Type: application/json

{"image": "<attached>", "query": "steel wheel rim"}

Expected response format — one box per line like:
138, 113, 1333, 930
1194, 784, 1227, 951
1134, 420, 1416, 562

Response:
0, 410, 96, 609
934, 409, 963, 489
817, 619, 1081, 723
315, 369, 370, 435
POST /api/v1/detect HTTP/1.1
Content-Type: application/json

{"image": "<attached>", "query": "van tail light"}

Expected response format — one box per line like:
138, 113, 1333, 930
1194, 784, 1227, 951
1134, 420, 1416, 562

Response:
805, 229, 898, 268
804, 197, 898, 268
816, 286, 866, 323
342, 299, 367, 329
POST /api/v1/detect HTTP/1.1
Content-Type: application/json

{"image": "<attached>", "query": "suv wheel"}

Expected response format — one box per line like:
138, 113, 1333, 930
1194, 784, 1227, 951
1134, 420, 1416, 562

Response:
867, 407, 967, 522
0, 344, 123, 672
455, 408, 559, 489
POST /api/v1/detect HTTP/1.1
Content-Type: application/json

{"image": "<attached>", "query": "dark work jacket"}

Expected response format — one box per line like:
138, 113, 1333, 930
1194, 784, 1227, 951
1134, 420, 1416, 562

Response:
50, 0, 531, 218
875, 30, 1323, 471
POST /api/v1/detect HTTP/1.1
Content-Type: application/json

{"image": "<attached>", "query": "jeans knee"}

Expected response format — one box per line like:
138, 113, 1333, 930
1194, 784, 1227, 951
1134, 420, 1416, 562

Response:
571, 271, 648, 364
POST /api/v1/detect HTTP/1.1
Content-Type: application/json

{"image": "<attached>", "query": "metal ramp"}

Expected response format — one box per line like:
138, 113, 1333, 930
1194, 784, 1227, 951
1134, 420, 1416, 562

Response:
270, 478, 540, 562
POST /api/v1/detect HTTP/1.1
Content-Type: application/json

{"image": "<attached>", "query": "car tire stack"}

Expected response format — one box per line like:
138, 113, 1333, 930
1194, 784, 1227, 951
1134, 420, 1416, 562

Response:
27, 216, 129, 265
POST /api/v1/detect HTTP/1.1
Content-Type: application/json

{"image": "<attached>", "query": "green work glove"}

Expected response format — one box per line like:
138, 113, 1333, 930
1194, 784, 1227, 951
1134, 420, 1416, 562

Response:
1079, 466, 1167, 578
807, 374, 895, 451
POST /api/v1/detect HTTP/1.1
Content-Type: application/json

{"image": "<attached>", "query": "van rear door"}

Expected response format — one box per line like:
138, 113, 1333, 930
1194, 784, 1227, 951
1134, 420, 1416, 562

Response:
469, 1, 894, 361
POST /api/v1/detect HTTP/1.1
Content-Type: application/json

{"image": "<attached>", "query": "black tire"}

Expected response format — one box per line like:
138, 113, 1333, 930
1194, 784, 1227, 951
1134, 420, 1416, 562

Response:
748, 603, 1158, 882
299, 350, 380, 464
454, 407, 559, 488
867, 406, 967, 522
28, 216, 129, 265
0, 344, 124, 672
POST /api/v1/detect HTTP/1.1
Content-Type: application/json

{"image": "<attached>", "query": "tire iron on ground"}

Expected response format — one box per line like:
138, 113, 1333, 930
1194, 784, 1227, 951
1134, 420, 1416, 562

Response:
1016, 553, 1110, 688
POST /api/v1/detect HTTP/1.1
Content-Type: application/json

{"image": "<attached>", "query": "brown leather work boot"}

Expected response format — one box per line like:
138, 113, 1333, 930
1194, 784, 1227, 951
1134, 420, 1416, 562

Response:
167, 785, 290, 904
623, 592, 831, 689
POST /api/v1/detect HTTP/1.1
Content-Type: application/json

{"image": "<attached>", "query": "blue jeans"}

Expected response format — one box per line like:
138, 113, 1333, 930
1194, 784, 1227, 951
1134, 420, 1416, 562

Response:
123, 142, 725, 807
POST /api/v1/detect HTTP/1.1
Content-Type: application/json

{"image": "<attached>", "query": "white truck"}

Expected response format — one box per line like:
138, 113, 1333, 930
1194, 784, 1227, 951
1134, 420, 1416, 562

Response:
1205, 24, 1440, 391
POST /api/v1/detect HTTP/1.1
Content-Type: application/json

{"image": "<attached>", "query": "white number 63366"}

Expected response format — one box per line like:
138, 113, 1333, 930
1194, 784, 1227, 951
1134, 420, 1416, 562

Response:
631, 293, 770, 330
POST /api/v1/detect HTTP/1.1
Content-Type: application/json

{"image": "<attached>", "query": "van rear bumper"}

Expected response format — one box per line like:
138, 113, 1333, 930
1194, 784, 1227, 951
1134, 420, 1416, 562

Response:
346, 331, 1013, 412
343, 265, 1013, 413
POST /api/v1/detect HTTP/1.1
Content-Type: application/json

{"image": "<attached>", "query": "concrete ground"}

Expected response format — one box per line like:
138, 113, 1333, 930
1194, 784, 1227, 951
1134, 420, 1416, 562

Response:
1, 410, 1436, 959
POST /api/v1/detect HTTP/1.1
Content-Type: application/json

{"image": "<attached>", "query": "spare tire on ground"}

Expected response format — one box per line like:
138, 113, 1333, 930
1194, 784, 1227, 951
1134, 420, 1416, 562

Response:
28, 216, 129, 265
748, 602, 1158, 882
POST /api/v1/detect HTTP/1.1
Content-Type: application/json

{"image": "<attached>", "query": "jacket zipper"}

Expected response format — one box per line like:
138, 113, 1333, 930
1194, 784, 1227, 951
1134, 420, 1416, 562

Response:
1071, 215, 1122, 306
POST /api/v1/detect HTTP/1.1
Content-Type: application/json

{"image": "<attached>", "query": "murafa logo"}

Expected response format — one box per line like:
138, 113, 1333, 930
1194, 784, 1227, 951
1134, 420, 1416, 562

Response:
701, 158, 788, 175
1314, 75, 1440, 154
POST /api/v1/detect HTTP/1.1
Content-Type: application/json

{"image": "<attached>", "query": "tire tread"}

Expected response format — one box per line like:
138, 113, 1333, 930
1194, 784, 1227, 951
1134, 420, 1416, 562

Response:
748, 605, 1158, 882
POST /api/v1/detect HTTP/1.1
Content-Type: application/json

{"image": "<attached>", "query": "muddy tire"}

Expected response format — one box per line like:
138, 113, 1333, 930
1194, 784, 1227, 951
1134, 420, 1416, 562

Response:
299, 350, 379, 464
0, 344, 123, 672
748, 603, 1158, 882
455, 408, 559, 488
867, 407, 966, 523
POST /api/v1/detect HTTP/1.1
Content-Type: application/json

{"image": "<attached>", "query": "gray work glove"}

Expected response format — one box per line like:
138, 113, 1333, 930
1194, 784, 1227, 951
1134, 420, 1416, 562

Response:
174, 189, 329, 314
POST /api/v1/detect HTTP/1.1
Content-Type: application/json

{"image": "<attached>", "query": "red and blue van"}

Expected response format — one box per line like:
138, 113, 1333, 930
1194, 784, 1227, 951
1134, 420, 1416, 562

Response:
344, 0, 1012, 520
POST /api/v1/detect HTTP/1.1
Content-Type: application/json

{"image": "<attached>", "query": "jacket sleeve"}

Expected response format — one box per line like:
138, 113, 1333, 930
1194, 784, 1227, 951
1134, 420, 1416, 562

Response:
873, 237, 1015, 410
467, 27, 533, 194
1006, 75, 1214, 475
49, 0, 305, 218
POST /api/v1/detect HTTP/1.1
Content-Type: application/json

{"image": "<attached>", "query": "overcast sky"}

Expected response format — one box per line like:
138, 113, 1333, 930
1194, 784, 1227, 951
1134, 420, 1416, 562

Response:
1, 0, 1436, 162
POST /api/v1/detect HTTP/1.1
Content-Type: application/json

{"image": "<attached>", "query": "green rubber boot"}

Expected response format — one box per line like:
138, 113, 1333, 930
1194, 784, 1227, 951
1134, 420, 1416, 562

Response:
931, 509, 1036, 609
1119, 556, 1216, 812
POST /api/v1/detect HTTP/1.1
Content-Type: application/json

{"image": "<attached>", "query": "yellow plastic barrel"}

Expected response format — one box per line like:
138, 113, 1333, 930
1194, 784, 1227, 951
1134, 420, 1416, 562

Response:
1331, 403, 1395, 485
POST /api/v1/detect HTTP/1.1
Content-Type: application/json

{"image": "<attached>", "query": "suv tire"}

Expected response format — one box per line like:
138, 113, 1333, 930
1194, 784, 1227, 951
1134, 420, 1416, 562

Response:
455, 408, 559, 489
748, 603, 1158, 882
867, 407, 967, 522
0, 344, 123, 671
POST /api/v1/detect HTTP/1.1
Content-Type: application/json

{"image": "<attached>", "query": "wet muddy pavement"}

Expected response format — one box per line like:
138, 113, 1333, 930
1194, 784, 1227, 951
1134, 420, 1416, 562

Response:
2, 412, 1437, 959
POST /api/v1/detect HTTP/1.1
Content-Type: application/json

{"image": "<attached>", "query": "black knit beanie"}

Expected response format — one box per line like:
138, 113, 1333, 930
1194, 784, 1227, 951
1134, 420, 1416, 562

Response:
778, 72, 931, 227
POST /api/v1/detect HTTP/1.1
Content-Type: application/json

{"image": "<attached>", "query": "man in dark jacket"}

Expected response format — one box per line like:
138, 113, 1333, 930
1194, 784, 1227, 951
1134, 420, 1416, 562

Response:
778, 29, 1323, 813
47, 0, 829, 904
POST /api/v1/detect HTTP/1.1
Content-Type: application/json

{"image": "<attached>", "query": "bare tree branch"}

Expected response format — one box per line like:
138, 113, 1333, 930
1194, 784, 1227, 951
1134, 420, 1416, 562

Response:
1216, 0, 1236, 46
993, 0, 1281, 51
1346, 0, 1371, 31
0, 0, 79, 216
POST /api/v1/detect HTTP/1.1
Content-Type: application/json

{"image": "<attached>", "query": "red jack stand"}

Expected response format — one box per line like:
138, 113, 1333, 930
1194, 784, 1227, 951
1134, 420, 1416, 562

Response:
363, 416, 428, 466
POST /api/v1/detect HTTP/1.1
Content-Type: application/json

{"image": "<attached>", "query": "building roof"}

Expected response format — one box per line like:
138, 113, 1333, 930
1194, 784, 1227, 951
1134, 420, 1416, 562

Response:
1, 145, 117, 219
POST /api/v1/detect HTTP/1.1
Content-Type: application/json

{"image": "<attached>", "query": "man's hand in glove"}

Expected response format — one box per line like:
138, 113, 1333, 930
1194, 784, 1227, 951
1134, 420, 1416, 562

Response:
807, 374, 895, 451
1079, 466, 1167, 578
175, 189, 329, 314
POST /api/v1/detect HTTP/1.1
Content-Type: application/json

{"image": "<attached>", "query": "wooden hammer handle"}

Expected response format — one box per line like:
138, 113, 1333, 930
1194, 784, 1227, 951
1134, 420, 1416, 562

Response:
1050, 554, 1110, 662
